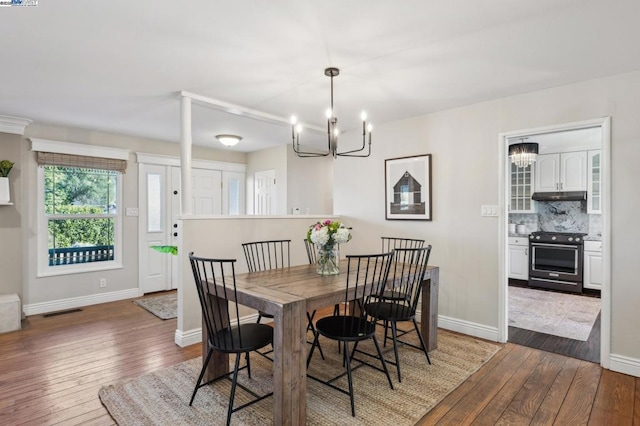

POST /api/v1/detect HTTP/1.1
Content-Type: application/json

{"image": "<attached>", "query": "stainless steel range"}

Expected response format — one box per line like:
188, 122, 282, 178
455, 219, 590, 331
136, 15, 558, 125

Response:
529, 231, 587, 293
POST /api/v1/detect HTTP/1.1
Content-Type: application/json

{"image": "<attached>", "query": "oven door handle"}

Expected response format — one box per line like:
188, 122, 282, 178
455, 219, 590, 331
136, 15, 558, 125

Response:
530, 243, 580, 249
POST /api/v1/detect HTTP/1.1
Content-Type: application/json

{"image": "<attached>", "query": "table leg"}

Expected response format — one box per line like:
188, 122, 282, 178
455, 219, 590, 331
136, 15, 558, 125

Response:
421, 268, 440, 352
203, 294, 229, 382
273, 300, 307, 425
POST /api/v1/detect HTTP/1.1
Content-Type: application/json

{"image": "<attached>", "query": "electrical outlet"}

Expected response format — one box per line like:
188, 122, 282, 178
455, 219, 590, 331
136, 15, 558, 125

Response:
99, 278, 107, 288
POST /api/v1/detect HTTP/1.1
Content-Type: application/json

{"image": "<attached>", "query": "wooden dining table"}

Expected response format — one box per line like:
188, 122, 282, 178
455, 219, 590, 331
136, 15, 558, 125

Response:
201, 261, 440, 425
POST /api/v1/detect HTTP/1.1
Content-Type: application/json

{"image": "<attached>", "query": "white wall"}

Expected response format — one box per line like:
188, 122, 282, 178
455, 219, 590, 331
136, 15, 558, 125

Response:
334, 70, 640, 369
286, 149, 333, 215
0, 133, 23, 299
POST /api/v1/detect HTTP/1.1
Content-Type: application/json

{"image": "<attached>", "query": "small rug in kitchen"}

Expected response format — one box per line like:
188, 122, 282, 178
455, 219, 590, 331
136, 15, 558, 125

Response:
508, 286, 600, 341
132, 291, 177, 320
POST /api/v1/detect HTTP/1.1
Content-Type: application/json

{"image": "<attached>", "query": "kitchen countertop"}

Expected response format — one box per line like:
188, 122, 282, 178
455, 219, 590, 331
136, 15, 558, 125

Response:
583, 235, 602, 241
509, 233, 530, 238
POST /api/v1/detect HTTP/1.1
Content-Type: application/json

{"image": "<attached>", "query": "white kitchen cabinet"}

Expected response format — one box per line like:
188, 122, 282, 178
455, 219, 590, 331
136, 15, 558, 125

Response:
587, 150, 601, 214
584, 240, 602, 290
535, 151, 587, 193
508, 237, 529, 280
509, 162, 535, 212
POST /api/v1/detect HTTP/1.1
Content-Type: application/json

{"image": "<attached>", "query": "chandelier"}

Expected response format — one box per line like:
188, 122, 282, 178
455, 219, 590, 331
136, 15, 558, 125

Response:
509, 137, 539, 168
291, 67, 372, 158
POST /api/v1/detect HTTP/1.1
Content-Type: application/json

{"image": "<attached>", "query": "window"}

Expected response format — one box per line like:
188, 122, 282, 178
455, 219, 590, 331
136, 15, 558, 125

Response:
32, 140, 127, 276
45, 166, 119, 268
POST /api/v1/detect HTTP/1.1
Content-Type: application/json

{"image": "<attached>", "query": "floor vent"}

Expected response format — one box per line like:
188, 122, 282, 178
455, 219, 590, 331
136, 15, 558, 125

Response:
43, 308, 82, 318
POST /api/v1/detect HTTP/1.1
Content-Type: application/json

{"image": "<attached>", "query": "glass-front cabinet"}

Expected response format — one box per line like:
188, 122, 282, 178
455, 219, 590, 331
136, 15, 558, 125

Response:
509, 162, 535, 212
588, 150, 601, 214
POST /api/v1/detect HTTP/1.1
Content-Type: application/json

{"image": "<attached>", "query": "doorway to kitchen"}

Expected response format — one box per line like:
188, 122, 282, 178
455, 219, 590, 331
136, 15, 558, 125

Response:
499, 118, 611, 366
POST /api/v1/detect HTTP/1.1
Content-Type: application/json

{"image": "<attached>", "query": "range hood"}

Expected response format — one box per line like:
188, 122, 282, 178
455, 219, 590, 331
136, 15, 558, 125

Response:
531, 191, 587, 201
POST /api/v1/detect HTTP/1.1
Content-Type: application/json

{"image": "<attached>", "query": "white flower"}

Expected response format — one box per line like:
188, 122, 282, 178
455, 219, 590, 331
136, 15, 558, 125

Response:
310, 227, 330, 246
334, 227, 351, 244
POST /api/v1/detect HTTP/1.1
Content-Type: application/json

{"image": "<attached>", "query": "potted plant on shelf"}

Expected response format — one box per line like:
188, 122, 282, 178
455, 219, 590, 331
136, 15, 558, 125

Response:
0, 160, 14, 204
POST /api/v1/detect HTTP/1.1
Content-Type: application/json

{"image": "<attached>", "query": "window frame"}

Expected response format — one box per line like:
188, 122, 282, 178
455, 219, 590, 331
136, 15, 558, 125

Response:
36, 165, 124, 277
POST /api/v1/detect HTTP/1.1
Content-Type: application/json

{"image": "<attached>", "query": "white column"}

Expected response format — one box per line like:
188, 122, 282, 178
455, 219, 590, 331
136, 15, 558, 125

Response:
180, 96, 193, 215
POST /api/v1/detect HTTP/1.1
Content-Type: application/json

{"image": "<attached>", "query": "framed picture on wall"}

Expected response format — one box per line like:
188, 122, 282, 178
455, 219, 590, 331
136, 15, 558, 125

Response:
385, 154, 432, 221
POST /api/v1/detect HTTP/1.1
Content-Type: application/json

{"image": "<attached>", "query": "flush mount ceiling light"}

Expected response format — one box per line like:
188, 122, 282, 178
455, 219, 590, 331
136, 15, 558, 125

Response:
291, 67, 372, 158
215, 134, 242, 147
509, 137, 539, 168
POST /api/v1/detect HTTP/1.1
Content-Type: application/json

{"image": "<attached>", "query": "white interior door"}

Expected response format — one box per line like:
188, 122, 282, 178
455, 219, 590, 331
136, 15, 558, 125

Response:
189, 167, 222, 215
254, 169, 276, 215
139, 164, 171, 294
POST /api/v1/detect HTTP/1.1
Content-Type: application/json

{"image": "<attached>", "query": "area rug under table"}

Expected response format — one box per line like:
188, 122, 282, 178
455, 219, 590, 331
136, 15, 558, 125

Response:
99, 329, 500, 425
132, 292, 177, 320
509, 286, 601, 341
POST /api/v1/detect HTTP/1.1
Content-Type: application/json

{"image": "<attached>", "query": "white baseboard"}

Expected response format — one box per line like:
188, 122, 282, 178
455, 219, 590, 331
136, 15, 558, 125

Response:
174, 312, 260, 348
23, 288, 141, 316
609, 354, 640, 378
437, 314, 499, 342
174, 327, 202, 347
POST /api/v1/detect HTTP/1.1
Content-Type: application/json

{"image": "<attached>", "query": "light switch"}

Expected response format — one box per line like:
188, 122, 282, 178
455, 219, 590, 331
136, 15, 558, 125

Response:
481, 205, 499, 217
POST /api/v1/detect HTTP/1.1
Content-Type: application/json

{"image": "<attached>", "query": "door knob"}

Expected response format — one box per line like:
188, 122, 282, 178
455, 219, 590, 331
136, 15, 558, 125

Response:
173, 190, 178, 195
173, 232, 178, 237
173, 224, 178, 228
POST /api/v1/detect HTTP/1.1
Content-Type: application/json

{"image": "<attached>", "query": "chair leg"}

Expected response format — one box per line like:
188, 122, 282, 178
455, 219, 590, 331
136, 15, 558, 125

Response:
256, 313, 262, 324
390, 321, 402, 382
343, 341, 356, 417
307, 311, 325, 360
226, 353, 242, 426
190, 347, 214, 406
372, 336, 394, 390
383, 319, 390, 347
307, 331, 320, 368
245, 352, 251, 378
412, 318, 431, 365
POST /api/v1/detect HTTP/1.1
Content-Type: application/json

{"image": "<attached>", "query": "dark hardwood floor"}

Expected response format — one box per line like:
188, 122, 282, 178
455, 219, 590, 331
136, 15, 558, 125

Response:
0, 293, 636, 425
508, 280, 601, 363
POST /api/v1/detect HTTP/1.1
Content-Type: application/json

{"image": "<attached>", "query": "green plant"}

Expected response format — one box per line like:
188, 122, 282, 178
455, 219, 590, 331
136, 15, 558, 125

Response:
0, 160, 14, 177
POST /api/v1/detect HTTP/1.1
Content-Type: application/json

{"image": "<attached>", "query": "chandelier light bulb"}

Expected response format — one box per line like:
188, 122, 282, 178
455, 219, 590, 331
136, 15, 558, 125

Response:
295, 124, 303, 134
290, 115, 297, 125
360, 111, 367, 121
367, 123, 373, 133
334, 128, 340, 137
325, 108, 333, 119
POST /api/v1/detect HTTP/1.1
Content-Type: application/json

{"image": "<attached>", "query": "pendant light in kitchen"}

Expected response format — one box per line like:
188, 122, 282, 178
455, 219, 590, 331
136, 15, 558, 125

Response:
509, 137, 539, 168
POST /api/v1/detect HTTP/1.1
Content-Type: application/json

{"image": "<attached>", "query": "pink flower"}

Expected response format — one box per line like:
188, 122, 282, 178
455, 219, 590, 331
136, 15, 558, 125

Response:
323, 219, 332, 226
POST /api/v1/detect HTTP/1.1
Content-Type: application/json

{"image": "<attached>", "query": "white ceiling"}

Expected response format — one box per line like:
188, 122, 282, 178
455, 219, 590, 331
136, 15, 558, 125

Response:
1, 0, 640, 152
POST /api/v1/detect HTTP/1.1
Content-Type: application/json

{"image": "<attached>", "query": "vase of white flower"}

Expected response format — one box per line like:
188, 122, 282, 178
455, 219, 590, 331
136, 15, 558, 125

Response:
307, 219, 351, 275
316, 244, 340, 275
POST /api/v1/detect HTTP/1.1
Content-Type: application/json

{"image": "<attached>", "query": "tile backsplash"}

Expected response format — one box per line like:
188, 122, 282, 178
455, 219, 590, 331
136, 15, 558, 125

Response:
509, 200, 601, 237
538, 201, 588, 232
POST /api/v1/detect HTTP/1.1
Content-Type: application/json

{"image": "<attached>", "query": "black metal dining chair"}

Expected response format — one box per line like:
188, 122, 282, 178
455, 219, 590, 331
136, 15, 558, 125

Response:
381, 236, 425, 252
242, 240, 291, 324
364, 246, 432, 382
307, 251, 395, 417
188, 253, 273, 426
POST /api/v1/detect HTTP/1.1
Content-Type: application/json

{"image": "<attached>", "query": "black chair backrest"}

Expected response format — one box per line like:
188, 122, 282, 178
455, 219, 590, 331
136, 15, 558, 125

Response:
388, 246, 432, 313
303, 239, 317, 264
336, 252, 394, 323
381, 237, 425, 252
189, 253, 242, 351
241, 240, 291, 272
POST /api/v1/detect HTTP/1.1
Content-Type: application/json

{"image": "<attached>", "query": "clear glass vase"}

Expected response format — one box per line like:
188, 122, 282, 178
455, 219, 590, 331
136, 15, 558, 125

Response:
316, 244, 339, 275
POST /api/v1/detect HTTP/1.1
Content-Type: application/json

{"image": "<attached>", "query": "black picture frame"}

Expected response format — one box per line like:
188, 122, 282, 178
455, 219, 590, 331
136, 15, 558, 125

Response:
385, 154, 432, 221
